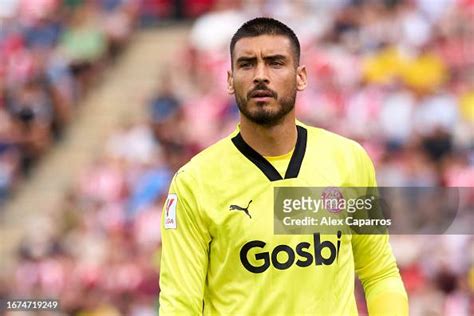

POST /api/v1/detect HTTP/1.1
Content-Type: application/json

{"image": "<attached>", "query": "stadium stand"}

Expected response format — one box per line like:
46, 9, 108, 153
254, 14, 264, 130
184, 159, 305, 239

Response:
0, 0, 139, 205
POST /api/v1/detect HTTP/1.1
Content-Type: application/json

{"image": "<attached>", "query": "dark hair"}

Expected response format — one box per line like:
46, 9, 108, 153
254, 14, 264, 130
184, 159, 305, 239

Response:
230, 17, 301, 66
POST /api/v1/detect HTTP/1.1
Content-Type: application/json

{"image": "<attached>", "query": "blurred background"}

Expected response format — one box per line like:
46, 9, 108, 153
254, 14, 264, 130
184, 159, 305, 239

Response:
0, 0, 473, 315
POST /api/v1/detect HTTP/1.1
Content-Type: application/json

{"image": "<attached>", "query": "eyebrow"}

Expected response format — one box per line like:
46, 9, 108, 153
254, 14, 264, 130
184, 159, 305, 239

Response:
236, 56, 256, 64
236, 54, 288, 64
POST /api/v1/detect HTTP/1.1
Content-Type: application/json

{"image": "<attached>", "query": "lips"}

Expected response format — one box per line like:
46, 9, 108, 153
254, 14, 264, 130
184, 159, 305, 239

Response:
249, 90, 275, 99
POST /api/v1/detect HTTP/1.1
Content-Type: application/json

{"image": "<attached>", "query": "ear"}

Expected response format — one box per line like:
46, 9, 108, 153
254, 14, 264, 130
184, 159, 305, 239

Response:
227, 70, 235, 94
296, 65, 307, 91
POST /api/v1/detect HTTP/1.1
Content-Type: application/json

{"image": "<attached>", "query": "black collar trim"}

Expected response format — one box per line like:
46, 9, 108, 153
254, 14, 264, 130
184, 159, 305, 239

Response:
231, 125, 307, 182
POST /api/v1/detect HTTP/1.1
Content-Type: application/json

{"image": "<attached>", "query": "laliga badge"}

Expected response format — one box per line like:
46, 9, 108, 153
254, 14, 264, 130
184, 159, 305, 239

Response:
164, 194, 177, 229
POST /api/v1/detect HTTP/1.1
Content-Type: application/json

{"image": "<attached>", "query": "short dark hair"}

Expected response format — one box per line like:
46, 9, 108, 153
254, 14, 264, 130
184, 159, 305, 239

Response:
230, 17, 301, 66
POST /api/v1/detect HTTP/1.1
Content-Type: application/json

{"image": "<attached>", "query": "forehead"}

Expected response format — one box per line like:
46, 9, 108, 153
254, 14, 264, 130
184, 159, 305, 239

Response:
233, 35, 294, 60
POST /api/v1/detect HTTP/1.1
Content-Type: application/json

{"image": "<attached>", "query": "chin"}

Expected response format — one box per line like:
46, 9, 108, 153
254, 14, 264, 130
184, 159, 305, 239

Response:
249, 111, 283, 125
250, 106, 278, 117
251, 99, 277, 108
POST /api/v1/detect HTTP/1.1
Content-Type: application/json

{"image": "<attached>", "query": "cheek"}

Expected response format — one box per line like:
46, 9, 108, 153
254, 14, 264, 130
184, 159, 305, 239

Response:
273, 73, 297, 93
233, 75, 251, 94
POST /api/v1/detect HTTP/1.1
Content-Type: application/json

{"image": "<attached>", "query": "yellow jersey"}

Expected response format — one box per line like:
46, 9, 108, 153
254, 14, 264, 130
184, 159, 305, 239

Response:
159, 122, 407, 315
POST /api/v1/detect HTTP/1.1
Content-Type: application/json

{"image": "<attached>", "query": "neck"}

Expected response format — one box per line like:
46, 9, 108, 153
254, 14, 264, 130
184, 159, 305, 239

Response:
239, 112, 297, 156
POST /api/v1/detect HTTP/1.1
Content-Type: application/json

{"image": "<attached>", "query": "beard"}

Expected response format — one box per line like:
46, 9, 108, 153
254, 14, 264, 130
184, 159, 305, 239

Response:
235, 83, 296, 126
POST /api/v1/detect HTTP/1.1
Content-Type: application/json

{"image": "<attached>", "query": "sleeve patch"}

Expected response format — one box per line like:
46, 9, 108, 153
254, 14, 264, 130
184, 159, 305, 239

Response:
164, 193, 177, 229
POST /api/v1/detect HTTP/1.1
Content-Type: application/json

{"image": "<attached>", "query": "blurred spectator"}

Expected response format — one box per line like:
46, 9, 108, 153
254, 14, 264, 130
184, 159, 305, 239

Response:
189, 1, 245, 53
0, 108, 20, 202
59, 4, 107, 93
379, 83, 415, 147
149, 78, 180, 126
8, 78, 53, 174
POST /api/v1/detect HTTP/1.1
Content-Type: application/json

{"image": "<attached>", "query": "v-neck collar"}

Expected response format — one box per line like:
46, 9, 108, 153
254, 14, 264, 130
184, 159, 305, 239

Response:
231, 125, 307, 181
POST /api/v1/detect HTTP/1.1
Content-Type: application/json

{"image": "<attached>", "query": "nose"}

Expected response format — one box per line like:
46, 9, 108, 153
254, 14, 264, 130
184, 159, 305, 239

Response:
253, 63, 270, 85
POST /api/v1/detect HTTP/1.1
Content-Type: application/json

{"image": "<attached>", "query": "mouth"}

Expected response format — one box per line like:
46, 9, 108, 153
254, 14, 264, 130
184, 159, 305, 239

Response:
249, 90, 275, 102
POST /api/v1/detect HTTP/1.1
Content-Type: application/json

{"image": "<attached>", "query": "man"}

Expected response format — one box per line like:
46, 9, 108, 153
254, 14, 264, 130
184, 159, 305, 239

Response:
159, 17, 408, 315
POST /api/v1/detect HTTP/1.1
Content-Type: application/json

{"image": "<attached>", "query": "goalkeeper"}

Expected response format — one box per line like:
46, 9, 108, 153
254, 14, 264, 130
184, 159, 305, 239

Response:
159, 17, 408, 315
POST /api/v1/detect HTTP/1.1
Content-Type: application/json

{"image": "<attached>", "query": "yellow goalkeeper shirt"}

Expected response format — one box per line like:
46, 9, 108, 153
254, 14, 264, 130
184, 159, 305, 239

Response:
159, 122, 407, 315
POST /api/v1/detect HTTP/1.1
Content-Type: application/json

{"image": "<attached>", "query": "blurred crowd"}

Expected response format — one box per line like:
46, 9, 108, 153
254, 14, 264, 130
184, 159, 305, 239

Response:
1, 0, 473, 315
0, 0, 139, 205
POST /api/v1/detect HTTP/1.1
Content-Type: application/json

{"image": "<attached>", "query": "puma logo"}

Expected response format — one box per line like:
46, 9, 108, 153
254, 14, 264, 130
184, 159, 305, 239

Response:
229, 200, 253, 219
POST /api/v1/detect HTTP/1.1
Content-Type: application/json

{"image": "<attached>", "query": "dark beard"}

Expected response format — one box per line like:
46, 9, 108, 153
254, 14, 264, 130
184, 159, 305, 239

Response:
235, 85, 296, 126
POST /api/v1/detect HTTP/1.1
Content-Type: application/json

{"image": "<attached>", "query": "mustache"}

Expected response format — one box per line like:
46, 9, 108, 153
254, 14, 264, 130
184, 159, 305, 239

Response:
247, 83, 277, 99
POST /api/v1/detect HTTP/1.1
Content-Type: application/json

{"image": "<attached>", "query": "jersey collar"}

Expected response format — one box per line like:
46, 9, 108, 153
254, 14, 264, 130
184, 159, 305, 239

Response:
231, 125, 307, 181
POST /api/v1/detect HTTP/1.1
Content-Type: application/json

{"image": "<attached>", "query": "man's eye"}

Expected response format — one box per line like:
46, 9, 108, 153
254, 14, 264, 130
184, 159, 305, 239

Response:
270, 61, 284, 67
239, 63, 252, 68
